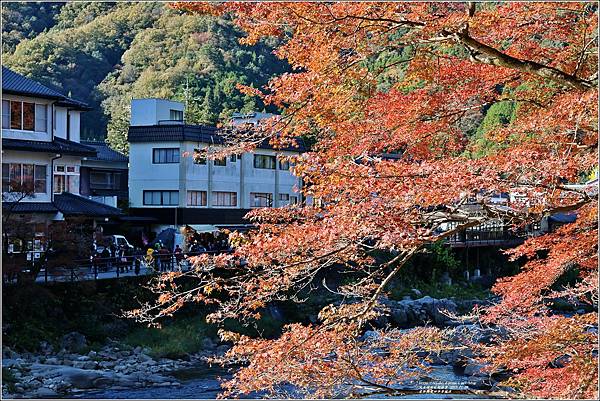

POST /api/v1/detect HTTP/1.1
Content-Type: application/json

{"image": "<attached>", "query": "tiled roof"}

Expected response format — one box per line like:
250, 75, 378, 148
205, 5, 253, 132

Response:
128, 124, 307, 152
2, 66, 90, 110
2, 202, 58, 213
3, 194, 122, 217
2, 137, 97, 157
80, 141, 128, 162
53, 192, 122, 217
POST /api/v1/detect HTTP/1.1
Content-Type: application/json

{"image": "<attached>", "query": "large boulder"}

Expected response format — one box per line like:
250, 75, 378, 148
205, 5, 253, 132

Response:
60, 332, 87, 353
430, 298, 458, 325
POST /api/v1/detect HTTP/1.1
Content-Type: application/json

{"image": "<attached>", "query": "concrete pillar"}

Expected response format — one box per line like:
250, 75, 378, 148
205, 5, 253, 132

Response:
178, 142, 187, 208
239, 153, 245, 208
207, 153, 213, 208
274, 155, 280, 207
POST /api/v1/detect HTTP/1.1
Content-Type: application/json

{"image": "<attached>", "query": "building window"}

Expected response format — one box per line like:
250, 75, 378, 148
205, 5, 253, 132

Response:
90, 171, 121, 190
10, 101, 22, 130
53, 164, 79, 194
214, 157, 227, 167
212, 191, 237, 207
250, 192, 273, 207
143, 190, 179, 206
290, 195, 298, 204
279, 193, 290, 201
2, 100, 9, 129
254, 154, 276, 169
34, 165, 47, 193
153, 148, 180, 164
187, 190, 207, 206
279, 160, 290, 170
2, 164, 8, 192
4, 100, 46, 132
22, 102, 34, 131
230, 155, 237, 163
54, 175, 66, 194
2, 163, 47, 193
170, 109, 183, 121
35, 104, 47, 132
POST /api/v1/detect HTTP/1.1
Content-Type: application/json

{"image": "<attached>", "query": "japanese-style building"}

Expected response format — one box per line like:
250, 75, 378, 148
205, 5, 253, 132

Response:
2, 66, 123, 263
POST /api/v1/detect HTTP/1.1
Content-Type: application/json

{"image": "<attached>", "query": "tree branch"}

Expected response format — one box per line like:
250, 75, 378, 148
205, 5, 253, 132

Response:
450, 29, 593, 90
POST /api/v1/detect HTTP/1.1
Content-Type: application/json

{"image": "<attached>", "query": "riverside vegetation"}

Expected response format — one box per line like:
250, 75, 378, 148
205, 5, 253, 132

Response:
3, 248, 509, 399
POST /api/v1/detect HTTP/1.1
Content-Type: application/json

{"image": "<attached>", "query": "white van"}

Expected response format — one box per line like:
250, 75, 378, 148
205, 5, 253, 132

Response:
95, 235, 133, 253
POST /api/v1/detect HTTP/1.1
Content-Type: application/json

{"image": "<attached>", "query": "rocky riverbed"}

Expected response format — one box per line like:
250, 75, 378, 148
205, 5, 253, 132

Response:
2, 333, 230, 399
2, 296, 510, 399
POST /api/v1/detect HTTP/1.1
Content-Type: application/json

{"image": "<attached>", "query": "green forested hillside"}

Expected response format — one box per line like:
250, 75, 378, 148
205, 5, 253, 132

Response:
3, 2, 503, 155
1, 1, 63, 54
2, 2, 286, 152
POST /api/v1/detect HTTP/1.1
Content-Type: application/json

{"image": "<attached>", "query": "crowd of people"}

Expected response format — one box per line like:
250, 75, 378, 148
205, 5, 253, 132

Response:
89, 231, 232, 275
186, 232, 231, 254
91, 244, 145, 275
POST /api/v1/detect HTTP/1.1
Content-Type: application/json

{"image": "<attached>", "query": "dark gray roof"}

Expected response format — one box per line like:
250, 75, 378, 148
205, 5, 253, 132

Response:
2, 66, 90, 110
2, 137, 97, 157
128, 124, 307, 152
3, 193, 122, 217
80, 141, 128, 162
53, 192, 122, 217
2, 202, 58, 214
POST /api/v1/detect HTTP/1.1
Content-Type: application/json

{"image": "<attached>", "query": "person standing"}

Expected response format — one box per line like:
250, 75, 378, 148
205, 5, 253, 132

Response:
145, 248, 155, 272
100, 247, 110, 272
158, 246, 170, 272
174, 245, 184, 270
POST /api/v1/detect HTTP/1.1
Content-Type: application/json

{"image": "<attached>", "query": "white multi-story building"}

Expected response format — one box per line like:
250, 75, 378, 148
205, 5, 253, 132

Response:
2, 66, 122, 257
128, 99, 305, 227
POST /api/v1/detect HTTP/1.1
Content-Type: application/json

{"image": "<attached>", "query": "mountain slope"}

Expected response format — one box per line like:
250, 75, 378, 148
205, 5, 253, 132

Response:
2, 2, 285, 149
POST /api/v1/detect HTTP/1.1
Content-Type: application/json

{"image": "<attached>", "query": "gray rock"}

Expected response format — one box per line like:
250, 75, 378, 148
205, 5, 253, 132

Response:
201, 338, 216, 350
98, 361, 116, 369
44, 358, 59, 365
54, 382, 71, 393
360, 330, 380, 342
389, 307, 408, 326
33, 387, 58, 398
464, 362, 488, 376
140, 353, 155, 362
38, 342, 54, 355
92, 376, 114, 388
82, 361, 97, 370
60, 333, 87, 353
53, 367, 103, 389
2, 359, 21, 368
145, 374, 170, 383
13, 385, 25, 394
415, 296, 435, 306
431, 299, 458, 325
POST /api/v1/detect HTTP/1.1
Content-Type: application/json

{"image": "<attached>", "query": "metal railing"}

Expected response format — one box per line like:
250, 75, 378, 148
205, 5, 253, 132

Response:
3, 250, 232, 285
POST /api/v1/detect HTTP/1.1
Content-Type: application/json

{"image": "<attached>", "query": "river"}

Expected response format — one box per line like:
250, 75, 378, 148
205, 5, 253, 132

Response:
75, 363, 488, 399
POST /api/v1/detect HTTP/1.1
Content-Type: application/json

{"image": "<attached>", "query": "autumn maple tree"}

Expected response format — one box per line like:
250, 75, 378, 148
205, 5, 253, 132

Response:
131, 2, 598, 398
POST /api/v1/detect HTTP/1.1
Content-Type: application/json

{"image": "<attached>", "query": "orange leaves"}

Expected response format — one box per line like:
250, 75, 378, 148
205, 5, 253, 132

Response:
147, 3, 598, 398
219, 323, 447, 398
481, 314, 598, 399
157, 293, 173, 305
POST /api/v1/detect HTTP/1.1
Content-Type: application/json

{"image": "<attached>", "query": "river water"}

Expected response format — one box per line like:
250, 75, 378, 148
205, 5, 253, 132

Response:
75, 364, 487, 399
